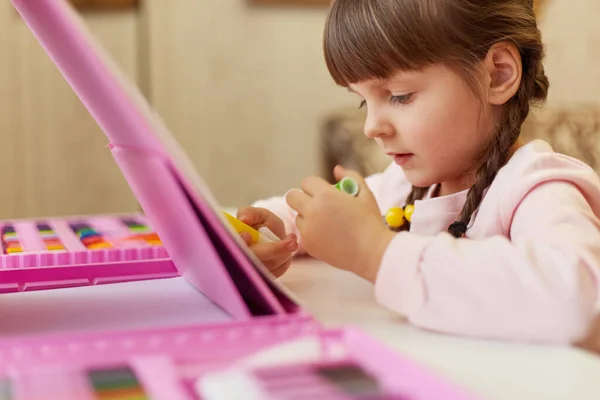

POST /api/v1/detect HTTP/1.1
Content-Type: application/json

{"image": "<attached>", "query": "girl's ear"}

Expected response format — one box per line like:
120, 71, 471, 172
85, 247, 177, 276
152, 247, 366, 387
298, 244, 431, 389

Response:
484, 42, 522, 105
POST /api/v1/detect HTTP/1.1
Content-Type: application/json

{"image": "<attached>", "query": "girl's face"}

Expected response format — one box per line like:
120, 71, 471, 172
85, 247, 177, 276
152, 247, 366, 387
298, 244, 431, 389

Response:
349, 64, 495, 196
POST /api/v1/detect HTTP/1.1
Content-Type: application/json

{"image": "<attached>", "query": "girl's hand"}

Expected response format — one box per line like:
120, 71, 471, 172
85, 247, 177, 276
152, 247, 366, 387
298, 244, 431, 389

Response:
236, 207, 298, 278
286, 166, 395, 282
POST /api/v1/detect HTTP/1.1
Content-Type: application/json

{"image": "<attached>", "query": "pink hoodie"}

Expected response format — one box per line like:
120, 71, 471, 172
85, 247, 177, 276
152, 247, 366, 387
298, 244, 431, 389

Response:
253, 140, 600, 344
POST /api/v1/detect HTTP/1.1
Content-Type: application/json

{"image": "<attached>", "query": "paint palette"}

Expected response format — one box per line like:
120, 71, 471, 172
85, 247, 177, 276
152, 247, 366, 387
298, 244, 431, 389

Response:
0, 214, 177, 294
200, 362, 403, 400
1, 214, 164, 255
0, 321, 479, 400
0, 379, 10, 400
1, 225, 23, 254
87, 367, 149, 400
36, 223, 66, 251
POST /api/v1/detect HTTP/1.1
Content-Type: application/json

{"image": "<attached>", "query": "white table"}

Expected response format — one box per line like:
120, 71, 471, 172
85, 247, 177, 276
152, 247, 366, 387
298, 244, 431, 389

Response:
2, 255, 599, 400
280, 257, 600, 400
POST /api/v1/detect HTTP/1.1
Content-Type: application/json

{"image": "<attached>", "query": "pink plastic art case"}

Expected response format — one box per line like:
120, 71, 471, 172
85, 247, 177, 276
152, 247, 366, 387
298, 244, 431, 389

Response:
0, 213, 177, 294
1, 0, 481, 399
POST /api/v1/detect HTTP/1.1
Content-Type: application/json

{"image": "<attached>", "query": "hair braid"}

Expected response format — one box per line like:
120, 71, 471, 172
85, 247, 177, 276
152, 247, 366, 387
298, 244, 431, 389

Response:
448, 52, 546, 237
406, 186, 430, 205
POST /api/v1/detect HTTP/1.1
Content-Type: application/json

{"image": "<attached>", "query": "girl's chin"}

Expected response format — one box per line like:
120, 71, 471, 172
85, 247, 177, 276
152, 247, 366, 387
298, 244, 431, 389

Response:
402, 169, 438, 189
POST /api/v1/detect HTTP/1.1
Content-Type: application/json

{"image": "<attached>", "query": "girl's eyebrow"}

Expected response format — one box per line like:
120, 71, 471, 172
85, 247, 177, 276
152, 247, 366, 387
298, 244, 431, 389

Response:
347, 78, 396, 94
347, 76, 404, 94
347, 84, 379, 93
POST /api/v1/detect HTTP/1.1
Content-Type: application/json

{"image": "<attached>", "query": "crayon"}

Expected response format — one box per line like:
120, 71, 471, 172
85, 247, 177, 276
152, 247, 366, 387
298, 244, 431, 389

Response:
223, 212, 279, 244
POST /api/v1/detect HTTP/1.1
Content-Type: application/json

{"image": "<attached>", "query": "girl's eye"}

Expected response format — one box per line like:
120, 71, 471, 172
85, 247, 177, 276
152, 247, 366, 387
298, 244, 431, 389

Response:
391, 93, 414, 105
358, 100, 367, 109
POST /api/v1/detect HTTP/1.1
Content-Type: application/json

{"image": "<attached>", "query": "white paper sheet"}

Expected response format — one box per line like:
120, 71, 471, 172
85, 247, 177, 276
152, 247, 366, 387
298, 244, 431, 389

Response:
0, 277, 233, 337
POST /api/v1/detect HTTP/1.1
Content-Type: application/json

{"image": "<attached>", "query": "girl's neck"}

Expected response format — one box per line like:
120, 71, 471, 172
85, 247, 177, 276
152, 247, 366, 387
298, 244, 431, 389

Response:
436, 139, 524, 198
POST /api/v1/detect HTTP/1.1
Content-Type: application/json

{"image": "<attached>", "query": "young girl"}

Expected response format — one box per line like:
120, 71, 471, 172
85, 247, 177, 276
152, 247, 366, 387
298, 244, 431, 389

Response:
238, 0, 600, 346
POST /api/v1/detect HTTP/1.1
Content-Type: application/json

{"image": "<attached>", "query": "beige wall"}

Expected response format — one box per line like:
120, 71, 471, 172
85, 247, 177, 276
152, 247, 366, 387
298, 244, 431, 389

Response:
0, 0, 353, 218
145, 0, 353, 207
540, 0, 600, 105
0, 4, 141, 219
0, 0, 598, 219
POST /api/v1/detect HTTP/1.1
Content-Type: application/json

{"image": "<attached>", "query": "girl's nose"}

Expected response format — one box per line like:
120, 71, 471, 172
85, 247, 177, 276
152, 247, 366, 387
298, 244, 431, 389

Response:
364, 110, 394, 139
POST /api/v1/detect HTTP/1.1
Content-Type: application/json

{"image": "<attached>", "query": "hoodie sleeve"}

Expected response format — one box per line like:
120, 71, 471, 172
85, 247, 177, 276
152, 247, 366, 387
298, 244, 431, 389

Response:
374, 180, 600, 344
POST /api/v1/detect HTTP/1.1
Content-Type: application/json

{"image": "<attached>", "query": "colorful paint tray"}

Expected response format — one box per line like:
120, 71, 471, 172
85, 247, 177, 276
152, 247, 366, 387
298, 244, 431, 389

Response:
0, 213, 175, 294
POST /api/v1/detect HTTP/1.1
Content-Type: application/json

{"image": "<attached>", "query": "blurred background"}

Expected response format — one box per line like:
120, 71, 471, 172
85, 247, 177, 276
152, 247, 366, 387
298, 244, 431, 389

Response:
0, 0, 598, 219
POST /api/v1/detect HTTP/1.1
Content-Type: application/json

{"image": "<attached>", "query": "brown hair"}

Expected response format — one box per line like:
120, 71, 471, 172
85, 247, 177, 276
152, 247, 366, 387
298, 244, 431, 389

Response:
324, 0, 549, 237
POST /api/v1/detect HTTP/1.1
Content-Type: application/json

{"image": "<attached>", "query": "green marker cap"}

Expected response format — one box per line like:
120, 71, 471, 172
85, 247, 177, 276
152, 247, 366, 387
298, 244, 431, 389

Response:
335, 176, 360, 197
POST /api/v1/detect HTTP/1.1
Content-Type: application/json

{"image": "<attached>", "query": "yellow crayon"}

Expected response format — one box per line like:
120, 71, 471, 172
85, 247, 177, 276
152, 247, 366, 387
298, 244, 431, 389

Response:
222, 211, 278, 244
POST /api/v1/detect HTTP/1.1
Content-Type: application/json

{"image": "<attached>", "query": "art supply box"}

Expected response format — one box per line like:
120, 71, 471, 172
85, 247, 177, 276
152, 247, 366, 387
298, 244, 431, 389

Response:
0, 1, 481, 399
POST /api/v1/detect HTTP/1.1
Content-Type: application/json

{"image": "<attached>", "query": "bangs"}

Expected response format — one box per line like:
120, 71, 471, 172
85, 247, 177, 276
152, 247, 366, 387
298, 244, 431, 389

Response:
324, 0, 455, 86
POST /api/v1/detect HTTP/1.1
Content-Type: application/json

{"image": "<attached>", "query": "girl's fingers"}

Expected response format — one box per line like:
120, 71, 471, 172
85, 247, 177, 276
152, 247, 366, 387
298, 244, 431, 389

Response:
240, 232, 253, 245
269, 259, 293, 278
237, 206, 287, 239
239, 232, 297, 278
250, 234, 298, 261
286, 190, 311, 216
263, 253, 293, 273
301, 176, 332, 197
237, 207, 271, 227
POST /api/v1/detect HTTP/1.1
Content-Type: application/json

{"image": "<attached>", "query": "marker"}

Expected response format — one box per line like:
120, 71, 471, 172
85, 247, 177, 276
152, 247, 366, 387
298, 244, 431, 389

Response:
223, 212, 279, 244
334, 176, 360, 197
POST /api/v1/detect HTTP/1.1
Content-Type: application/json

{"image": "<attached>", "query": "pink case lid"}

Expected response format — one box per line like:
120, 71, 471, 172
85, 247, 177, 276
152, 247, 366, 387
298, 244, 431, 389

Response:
11, 0, 301, 320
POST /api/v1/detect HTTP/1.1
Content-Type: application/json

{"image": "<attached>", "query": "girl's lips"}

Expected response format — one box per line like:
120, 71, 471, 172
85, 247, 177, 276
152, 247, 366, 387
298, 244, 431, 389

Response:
393, 153, 414, 166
